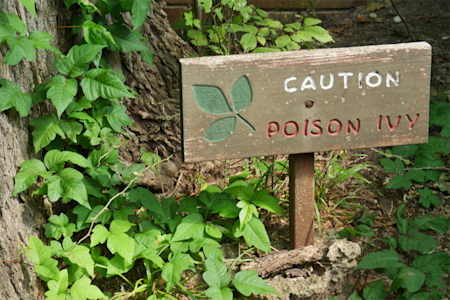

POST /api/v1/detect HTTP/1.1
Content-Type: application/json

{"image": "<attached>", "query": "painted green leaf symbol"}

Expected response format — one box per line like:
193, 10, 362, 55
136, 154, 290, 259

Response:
192, 85, 232, 115
231, 75, 252, 112
203, 117, 236, 142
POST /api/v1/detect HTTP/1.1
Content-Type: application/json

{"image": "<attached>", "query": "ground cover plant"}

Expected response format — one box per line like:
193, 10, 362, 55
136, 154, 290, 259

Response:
329, 86, 450, 299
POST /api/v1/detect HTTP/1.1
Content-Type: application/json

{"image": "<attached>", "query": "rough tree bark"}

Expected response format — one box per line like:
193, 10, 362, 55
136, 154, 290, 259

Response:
0, 1, 195, 298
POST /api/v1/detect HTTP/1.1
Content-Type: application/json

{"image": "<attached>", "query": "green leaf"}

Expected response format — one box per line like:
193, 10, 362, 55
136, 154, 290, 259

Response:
178, 196, 201, 213
27, 235, 51, 265
419, 137, 450, 156
242, 216, 271, 253
70, 277, 106, 300
109, 219, 135, 235
362, 281, 386, 300
353, 225, 376, 237
198, 191, 227, 211
82, 20, 112, 45
55, 44, 107, 78
106, 255, 134, 277
252, 189, 285, 216
13, 159, 49, 196
162, 253, 195, 290
205, 287, 233, 300
252, 47, 281, 53
140, 148, 161, 174
0, 79, 32, 117
240, 33, 257, 52
44, 149, 89, 172
414, 214, 450, 234
81, 68, 134, 101
107, 233, 135, 263
382, 237, 397, 249
131, 0, 151, 29
19, 0, 37, 19
418, 187, 441, 208
391, 144, 418, 158
203, 116, 236, 142
5, 36, 35, 65
141, 250, 164, 268
347, 290, 362, 300
86, 205, 112, 225
172, 213, 205, 242
59, 119, 83, 144
0, 25, 15, 44
275, 34, 291, 48
399, 230, 439, 254
191, 85, 232, 115
356, 249, 399, 269
413, 252, 450, 280
189, 238, 221, 257
63, 244, 95, 276
47, 269, 68, 295
205, 222, 222, 239
380, 158, 404, 175
94, 104, 132, 132
237, 200, 258, 229
395, 206, 408, 237
202, 248, 230, 288
129, 187, 166, 217
397, 267, 426, 293
106, 23, 147, 52
230, 75, 252, 112
359, 213, 377, 226
225, 185, 254, 202
30, 83, 48, 104
292, 30, 313, 42
27, 236, 60, 281
232, 270, 280, 296
386, 175, 411, 189
0, 12, 27, 36
28, 30, 61, 55
90, 224, 111, 247
30, 114, 65, 154
304, 25, 334, 43
304, 17, 322, 26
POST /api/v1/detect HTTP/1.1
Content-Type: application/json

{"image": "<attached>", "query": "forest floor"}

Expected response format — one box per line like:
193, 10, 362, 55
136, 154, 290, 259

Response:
171, 0, 450, 298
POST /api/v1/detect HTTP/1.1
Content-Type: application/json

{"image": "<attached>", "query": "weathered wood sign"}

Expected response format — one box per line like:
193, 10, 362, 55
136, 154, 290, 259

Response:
180, 42, 431, 163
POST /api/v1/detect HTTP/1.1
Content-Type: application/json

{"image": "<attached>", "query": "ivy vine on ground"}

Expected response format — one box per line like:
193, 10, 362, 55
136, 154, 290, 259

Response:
1, 0, 333, 299
330, 87, 450, 300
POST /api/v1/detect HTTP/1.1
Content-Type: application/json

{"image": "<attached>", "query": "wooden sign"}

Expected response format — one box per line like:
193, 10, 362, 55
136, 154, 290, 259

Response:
180, 42, 431, 163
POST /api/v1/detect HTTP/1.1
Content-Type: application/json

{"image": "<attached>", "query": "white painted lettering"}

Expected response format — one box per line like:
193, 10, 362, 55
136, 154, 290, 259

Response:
366, 71, 382, 88
358, 72, 363, 89
386, 71, 400, 87
301, 75, 317, 91
320, 73, 334, 90
284, 76, 298, 93
338, 72, 354, 89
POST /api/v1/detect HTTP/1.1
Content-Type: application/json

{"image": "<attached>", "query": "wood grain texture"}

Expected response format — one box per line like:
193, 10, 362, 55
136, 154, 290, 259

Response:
181, 42, 431, 162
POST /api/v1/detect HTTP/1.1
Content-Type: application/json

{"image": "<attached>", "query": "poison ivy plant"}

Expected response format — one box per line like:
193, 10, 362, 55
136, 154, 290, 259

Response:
177, 0, 333, 55
333, 204, 450, 299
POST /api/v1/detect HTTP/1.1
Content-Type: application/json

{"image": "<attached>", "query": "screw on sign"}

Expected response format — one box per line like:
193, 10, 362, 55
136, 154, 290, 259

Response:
180, 42, 431, 249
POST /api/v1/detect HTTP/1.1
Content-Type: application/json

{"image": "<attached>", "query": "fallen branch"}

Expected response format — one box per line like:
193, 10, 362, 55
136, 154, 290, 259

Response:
240, 244, 327, 278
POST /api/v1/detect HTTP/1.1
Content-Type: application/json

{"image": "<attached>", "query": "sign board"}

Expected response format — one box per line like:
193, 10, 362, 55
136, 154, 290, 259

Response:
181, 42, 431, 163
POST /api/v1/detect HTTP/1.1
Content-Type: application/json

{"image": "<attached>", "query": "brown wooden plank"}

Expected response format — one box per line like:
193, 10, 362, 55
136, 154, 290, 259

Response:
180, 42, 431, 163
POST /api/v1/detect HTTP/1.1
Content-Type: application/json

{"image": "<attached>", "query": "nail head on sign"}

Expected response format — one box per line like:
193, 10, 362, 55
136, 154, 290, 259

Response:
305, 100, 314, 108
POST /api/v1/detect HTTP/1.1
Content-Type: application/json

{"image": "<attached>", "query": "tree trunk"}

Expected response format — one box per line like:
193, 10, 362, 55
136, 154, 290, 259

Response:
0, 0, 195, 298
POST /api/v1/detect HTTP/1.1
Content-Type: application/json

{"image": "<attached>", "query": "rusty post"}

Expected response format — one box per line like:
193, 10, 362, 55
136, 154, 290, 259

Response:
289, 153, 315, 249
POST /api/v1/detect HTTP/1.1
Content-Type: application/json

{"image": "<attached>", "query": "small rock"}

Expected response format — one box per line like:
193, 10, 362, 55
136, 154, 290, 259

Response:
392, 23, 409, 38
369, 13, 377, 18
331, 277, 339, 283
394, 16, 402, 23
